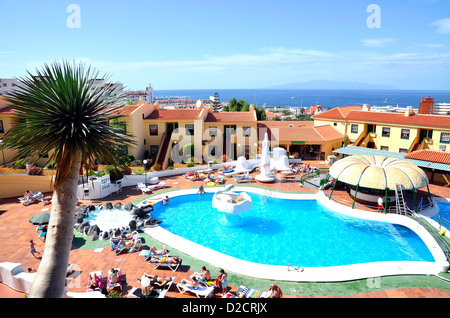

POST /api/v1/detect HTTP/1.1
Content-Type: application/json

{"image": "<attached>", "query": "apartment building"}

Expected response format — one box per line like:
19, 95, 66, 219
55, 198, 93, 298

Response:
143, 104, 259, 168
313, 98, 450, 183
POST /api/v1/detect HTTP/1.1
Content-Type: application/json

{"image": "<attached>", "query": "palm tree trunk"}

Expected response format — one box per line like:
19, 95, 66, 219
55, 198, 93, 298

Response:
28, 153, 81, 298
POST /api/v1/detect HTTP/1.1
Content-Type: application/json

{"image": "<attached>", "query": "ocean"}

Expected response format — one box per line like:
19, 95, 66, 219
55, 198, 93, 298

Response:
154, 89, 450, 109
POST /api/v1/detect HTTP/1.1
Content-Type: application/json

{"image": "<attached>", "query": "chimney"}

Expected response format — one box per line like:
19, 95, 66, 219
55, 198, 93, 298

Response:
362, 104, 371, 111
418, 97, 434, 114
404, 106, 414, 117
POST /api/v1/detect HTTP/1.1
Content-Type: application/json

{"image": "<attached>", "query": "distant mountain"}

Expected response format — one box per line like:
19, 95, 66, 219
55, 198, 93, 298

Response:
266, 80, 396, 90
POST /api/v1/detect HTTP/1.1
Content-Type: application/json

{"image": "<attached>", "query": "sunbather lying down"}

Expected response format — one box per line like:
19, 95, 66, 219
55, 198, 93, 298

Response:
149, 255, 182, 264
149, 245, 169, 255
139, 273, 172, 289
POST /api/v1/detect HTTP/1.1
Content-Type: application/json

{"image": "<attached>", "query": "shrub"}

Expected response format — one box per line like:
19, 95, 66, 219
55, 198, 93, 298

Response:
106, 290, 125, 298
150, 163, 162, 171
121, 166, 132, 175
13, 160, 26, 169
104, 165, 124, 182
133, 168, 144, 175
44, 162, 56, 169
185, 162, 195, 167
26, 164, 43, 176
95, 170, 106, 177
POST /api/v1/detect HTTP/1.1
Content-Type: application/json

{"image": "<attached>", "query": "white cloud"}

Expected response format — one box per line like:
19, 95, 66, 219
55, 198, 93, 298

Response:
430, 17, 450, 34
361, 38, 395, 47
60, 47, 335, 73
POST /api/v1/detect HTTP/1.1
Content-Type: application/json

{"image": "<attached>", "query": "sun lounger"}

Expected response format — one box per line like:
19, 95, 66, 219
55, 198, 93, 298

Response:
107, 268, 122, 292
235, 285, 273, 298
139, 248, 170, 261
128, 276, 175, 298
19, 192, 45, 206
111, 233, 142, 255
137, 183, 152, 194
281, 175, 298, 182
176, 280, 214, 298
219, 169, 234, 175
148, 181, 166, 191
233, 173, 253, 183
190, 274, 215, 287
38, 231, 46, 242
86, 270, 103, 292
149, 256, 182, 272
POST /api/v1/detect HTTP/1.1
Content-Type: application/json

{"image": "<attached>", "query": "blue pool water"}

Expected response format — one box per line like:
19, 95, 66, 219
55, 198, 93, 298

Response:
151, 192, 435, 267
437, 202, 450, 220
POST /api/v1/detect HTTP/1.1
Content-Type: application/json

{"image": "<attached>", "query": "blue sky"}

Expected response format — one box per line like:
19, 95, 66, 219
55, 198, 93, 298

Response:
0, 0, 449, 90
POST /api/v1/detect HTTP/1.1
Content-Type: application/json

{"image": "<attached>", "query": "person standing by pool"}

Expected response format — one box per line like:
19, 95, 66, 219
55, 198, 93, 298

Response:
268, 283, 283, 298
214, 269, 228, 295
198, 184, 205, 197
378, 196, 384, 212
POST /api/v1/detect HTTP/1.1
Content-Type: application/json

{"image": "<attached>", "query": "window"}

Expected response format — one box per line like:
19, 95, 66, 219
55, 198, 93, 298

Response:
150, 145, 159, 155
401, 129, 410, 139
244, 145, 250, 159
209, 145, 217, 157
224, 125, 236, 135
382, 127, 390, 137
380, 146, 389, 151
333, 123, 337, 126
399, 148, 408, 154
243, 126, 251, 137
351, 124, 358, 134
209, 126, 217, 137
439, 144, 446, 151
149, 124, 158, 136
0, 120, 3, 133
440, 132, 450, 144
186, 124, 194, 135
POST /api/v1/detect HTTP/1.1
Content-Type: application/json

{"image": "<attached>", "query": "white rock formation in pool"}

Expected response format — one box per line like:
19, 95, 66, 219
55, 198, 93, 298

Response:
212, 184, 253, 216
255, 132, 276, 183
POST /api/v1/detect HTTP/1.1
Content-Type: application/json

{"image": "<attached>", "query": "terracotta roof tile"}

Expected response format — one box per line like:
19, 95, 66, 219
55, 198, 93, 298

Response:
404, 149, 450, 164
346, 111, 450, 129
257, 122, 343, 142
312, 106, 362, 120
0, 106, 16, 115
145, 109, 201, 120
116, 105, 139, 117
205, 112, 256, 123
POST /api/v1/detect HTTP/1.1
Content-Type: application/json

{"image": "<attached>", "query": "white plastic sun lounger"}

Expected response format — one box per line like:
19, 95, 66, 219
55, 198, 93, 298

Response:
176, 280, 214, 298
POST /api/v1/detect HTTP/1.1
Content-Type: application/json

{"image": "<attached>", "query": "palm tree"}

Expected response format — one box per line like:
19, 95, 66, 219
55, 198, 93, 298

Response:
3, 61, 135, 297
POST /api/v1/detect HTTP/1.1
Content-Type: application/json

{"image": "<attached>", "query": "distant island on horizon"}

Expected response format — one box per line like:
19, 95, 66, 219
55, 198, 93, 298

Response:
265, 80, 397, 90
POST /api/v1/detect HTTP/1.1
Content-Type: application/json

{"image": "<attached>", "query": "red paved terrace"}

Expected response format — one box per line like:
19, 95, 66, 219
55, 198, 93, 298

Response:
1, 161, 450, 298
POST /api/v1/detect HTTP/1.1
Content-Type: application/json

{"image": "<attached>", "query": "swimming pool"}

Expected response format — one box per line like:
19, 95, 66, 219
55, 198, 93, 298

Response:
84, 207, 134, 233
151, 192, 435, 267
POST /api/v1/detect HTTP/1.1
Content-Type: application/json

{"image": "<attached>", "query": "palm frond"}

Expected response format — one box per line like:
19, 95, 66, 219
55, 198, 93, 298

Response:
3, 60, 136, 186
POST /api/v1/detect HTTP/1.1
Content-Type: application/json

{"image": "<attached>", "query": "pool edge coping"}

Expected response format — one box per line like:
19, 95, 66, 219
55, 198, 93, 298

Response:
141, 187, 449, 283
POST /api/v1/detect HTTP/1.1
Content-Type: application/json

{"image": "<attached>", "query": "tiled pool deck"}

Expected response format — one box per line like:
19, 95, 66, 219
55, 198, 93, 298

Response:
1, 162, 450, 298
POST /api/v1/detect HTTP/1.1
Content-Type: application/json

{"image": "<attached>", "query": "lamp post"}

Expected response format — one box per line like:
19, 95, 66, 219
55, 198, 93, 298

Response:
143, 159, 148, 186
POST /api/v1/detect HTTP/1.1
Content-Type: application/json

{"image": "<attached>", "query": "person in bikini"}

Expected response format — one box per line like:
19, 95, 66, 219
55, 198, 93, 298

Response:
148, 244, 169, 255
149, 255, 181, 264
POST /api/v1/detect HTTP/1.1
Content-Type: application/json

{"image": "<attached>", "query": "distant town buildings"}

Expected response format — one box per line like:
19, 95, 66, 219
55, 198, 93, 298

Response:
124, 84, 154, 104
0, 78, 21, 95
